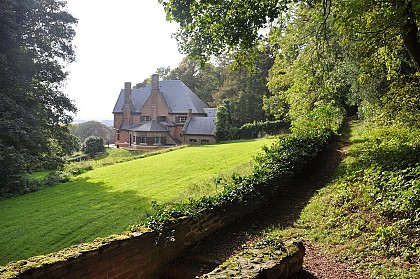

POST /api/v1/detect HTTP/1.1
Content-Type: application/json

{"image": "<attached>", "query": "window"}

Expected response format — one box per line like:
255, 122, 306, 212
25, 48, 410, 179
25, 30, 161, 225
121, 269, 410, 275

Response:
201, 139, 210, 144
142, 116, 151, 122
158, 116, 166, 122
116, 129, 120, 141
189, 139, 197, 144
154, 133, 162, 144
139, 133, 147, 144
178, 116, 187, 123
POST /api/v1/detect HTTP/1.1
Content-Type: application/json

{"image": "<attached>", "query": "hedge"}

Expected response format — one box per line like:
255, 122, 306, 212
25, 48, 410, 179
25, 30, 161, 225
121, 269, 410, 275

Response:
217, 120, 290, 141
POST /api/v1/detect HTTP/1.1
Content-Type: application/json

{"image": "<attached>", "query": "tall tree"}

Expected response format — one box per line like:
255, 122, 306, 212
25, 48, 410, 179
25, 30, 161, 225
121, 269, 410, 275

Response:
69, 121, 114, 144
0, 0, 78, 195
160, 0, 420, 125
213, 48, 275, 126
160, 0, 419, 71
166, 56, 224, 104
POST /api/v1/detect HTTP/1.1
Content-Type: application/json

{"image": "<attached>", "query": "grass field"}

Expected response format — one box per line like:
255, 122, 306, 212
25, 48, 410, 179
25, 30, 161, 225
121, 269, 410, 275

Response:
0, 138, 273, 265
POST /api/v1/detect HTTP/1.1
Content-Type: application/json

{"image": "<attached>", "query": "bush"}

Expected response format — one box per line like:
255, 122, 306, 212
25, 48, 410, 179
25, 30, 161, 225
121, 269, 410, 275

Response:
81, 136, 105, 157
141, 123, 336, 235
218, 120, 290, 141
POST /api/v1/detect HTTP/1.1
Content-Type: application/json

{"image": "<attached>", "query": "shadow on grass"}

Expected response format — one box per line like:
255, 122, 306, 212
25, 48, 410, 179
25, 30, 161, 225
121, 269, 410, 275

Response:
0, 178, 153, 266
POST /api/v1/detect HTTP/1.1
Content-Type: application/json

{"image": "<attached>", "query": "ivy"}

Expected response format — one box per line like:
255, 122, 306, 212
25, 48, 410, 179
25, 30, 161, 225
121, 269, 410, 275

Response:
140, 116, 340, 236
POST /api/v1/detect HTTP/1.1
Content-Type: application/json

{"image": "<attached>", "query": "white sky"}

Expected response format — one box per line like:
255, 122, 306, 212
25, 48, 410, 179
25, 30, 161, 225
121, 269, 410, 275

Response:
64, 0, 184, 120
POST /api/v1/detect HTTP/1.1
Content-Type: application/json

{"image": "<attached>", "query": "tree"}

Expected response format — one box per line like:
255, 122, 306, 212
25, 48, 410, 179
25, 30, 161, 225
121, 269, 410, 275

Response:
215, 103, 230, 133
69, 121, 114, 144
160, 0, 420, 126
160, 0, 419, 71
0, 0, 78, 195
212, 48, 275, 126
81, 136, 105, 158
166, 56, 224, 104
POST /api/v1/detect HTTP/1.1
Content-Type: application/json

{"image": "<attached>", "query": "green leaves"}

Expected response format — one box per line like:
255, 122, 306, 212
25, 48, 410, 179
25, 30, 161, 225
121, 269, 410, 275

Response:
160, 0, 287, 62
0, 0, 77, 193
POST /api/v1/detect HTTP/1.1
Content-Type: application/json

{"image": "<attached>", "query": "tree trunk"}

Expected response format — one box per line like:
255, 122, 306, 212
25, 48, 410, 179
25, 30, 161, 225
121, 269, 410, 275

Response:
400, 1, 420, 72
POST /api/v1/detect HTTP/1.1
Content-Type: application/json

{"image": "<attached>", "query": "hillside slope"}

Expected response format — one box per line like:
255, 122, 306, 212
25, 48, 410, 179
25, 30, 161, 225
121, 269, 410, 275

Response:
0, 138, 273, 266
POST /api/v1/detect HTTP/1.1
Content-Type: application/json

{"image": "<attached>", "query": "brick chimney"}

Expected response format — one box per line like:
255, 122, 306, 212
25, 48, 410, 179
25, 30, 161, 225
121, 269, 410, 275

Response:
151, 74, 159, 93
124, 82, 132, 104
122, 81, 133, 126
150, 74, 160, 121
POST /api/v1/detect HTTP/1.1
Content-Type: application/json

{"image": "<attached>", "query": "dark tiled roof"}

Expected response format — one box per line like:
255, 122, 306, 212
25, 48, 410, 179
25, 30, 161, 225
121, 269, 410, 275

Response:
129, 120, 168, 132
113, 80, 209, 114
184, 117, 216, 135
203, 108, 217, 117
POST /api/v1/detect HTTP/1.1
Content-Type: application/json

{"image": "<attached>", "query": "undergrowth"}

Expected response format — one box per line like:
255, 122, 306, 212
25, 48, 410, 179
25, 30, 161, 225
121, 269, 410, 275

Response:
273, 122, 420, 279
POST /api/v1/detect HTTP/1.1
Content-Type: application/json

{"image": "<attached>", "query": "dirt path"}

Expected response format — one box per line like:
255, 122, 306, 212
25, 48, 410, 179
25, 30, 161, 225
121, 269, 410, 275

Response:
164, 122, 371, 278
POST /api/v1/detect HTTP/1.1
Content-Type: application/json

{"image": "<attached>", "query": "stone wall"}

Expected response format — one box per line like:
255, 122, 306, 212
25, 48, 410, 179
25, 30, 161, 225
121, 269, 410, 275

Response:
1, 202, 259, 279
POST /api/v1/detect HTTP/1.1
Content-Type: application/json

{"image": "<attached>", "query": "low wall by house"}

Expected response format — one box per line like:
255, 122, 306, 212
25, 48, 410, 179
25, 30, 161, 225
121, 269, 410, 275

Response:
1, 202, 260, 279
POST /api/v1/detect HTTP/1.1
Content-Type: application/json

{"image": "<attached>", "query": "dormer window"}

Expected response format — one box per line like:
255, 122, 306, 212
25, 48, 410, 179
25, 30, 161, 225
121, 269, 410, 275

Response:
178, 116, 187, 123
142, 116, 151, 122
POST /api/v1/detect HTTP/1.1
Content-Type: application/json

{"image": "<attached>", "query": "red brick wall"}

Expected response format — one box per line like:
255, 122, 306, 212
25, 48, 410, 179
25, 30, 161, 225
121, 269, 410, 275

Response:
183, 135, 217, 145
4, 201, 260, 279
140, 91, 171, 121
114, 113, 123, 129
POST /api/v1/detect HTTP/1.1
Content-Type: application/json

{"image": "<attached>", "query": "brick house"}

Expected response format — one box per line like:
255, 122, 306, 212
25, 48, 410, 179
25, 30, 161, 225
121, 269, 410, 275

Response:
112, 74, 217, 149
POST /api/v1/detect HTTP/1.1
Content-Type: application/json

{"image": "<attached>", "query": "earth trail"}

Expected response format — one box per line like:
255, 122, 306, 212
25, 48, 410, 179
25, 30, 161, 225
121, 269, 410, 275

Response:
163, 122, 370, 278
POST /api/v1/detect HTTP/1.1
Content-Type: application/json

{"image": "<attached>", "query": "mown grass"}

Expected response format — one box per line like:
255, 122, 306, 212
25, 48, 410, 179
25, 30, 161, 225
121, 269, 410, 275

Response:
268, 121, 420, 278
0, 138, 273, 266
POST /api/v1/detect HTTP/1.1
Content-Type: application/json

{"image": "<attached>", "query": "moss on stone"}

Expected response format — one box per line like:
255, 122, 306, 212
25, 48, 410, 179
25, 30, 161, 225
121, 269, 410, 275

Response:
199, 241, 301, 278
0, 229, 151, 278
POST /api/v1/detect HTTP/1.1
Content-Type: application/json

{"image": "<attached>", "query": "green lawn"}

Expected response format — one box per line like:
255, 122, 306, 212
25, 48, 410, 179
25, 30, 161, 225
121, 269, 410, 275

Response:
0, 139, 273, 265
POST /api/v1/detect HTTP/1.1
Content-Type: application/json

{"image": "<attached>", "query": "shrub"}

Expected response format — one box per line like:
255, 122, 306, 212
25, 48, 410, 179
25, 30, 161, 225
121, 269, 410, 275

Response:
81, 136, 105, 157
218, 120, 290, 141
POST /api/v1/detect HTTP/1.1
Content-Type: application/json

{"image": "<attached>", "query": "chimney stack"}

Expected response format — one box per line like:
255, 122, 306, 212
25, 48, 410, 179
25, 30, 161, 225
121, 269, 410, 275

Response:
124, 82, 132, 105
151, 74, 159, 92
187, 108, 193, 119
122, 82, 133, 126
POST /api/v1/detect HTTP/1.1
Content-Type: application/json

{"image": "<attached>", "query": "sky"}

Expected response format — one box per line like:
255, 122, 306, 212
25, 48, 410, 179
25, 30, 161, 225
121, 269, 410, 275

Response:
64, 0, 184, 121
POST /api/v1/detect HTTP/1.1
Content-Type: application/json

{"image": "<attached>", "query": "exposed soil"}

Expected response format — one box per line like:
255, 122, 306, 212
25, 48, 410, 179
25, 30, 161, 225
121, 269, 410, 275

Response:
164, 122, 371, 278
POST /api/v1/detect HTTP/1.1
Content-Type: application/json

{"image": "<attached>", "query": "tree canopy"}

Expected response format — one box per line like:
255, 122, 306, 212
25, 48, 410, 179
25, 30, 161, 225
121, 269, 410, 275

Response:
160, 0, 420, 126
0, 0, 78, 195
69, 121, 114, 144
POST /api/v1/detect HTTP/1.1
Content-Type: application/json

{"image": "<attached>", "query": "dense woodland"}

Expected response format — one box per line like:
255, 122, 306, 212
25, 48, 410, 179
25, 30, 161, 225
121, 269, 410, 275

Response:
159, 0, 420, 128
0, 0, 419, 276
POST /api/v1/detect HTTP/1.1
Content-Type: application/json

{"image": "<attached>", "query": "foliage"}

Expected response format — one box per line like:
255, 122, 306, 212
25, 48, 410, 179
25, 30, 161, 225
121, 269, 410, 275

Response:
164, 56, 224, 104
142, 109, 340, 236
218, 120, 289, 141
81, 136, 105, 158
0, 0, 78, 193
215, 102, 230, 133
69, 121, 114, 144
160, 0, 420, 126
276, 122, 420, 278
212, 48, 276, 126
159, 0, 283, 63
